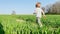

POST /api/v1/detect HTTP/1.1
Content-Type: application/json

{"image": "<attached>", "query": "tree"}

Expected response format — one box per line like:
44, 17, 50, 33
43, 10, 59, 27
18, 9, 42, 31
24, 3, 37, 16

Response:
12, 10, 16, 15
46, 1, 60, 14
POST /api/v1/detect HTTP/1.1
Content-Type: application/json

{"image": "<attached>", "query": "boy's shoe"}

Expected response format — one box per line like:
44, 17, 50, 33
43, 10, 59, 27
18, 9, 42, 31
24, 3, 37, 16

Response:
40, 24, 43, 27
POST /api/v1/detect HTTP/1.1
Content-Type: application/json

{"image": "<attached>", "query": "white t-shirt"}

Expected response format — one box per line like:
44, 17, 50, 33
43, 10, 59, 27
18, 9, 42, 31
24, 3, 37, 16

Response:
35, 8, 43, 18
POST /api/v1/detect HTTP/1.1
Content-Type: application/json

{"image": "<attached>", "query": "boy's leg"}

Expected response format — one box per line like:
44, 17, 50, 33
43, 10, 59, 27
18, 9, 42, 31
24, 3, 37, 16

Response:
37, 17, 43, 27
36, 17, 38, 24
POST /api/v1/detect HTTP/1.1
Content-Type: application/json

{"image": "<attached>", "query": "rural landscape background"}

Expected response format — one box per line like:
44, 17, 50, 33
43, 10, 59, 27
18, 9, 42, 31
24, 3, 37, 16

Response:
0, 0, 60, 34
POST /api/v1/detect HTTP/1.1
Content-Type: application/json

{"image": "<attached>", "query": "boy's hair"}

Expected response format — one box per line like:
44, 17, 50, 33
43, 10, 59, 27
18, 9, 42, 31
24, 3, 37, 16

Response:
36, 2, 41, 7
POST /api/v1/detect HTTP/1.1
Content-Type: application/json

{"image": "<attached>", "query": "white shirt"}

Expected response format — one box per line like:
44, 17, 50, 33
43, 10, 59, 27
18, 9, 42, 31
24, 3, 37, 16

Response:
35, 8, 43, 18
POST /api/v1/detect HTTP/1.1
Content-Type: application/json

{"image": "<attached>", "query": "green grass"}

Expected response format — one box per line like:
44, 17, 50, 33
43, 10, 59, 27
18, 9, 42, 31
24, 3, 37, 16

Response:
0, 15, 60, 34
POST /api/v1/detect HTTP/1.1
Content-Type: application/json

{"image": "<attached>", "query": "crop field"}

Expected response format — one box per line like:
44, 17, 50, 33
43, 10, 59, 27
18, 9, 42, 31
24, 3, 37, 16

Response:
0, 15, 60, 34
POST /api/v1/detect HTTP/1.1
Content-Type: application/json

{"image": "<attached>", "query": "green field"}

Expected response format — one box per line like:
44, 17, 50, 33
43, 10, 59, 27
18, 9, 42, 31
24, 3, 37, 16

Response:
0, 15, 60, 34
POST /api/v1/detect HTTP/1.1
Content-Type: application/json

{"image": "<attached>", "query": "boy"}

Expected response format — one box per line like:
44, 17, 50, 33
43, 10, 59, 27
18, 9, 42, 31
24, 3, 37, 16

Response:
33, 2, 46, 27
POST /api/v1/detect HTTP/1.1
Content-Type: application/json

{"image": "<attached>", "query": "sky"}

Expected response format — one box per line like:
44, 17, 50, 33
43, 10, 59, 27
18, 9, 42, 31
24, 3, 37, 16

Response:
0, 0, 58, 14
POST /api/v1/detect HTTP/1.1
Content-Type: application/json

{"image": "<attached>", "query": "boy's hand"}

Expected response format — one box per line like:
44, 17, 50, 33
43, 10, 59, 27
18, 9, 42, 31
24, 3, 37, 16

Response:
33, 12, 37, 14
43, 15, 46, 18
33, 13, 36, 14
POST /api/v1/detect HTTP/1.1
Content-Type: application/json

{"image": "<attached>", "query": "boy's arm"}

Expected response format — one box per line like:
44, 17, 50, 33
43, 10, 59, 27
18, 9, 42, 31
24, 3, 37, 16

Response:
41, 9, 46, 17
42, 10, 45, 15
33, 9, 37, 14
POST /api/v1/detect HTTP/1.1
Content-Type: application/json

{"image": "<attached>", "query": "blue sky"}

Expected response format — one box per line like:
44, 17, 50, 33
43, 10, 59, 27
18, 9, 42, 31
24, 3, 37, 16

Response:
0, 0, 58, 14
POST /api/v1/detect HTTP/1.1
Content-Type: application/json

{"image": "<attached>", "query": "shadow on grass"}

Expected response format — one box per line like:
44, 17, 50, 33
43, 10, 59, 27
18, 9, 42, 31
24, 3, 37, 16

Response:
0, 23, 5, 34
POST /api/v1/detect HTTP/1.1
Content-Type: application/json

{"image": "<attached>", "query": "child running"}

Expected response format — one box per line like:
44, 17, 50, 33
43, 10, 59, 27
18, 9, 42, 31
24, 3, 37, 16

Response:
33, 2, 46, 27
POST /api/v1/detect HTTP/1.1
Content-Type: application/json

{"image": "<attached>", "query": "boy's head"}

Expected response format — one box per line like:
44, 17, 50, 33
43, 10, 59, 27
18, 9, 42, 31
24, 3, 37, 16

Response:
36, 2, 41, 8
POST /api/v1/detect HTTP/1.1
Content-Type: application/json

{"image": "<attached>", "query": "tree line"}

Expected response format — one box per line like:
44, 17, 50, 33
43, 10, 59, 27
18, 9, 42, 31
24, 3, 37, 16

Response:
45, 1, 60, 14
